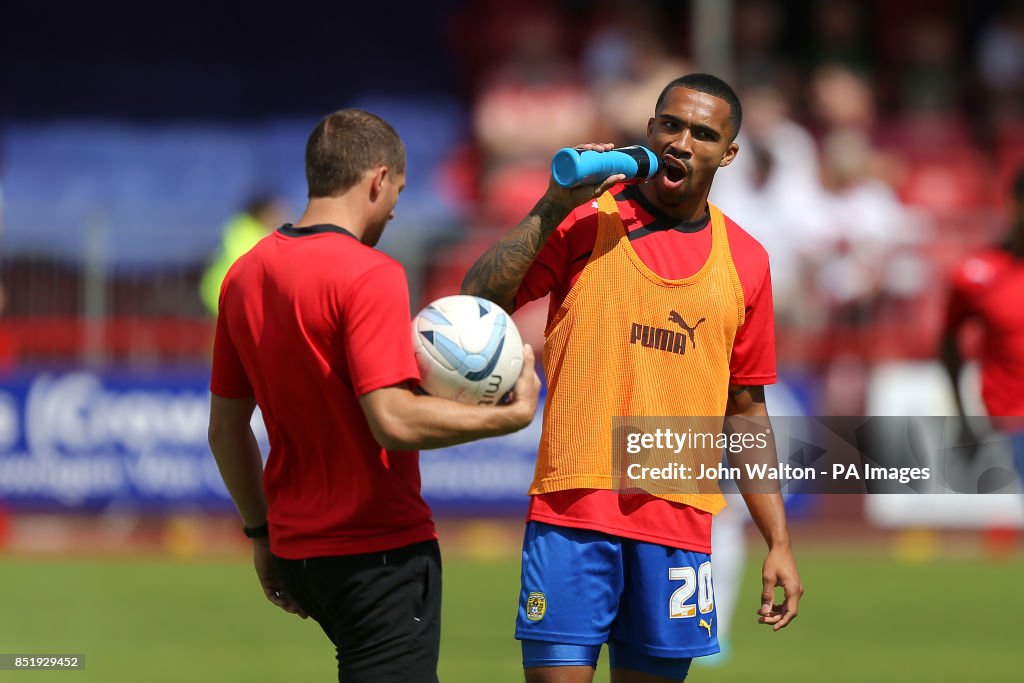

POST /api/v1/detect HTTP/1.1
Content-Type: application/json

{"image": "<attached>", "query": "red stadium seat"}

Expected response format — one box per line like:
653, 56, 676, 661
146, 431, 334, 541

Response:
898, 150, 993, 209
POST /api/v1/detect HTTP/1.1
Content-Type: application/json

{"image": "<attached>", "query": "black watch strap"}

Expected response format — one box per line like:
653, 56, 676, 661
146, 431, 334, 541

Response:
242, 522, 269, 538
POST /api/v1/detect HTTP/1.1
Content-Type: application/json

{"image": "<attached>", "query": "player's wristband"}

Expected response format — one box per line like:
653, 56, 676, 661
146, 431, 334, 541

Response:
242, 522, 269, 539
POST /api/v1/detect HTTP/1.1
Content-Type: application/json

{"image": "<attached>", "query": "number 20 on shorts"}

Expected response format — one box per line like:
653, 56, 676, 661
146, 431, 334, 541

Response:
669, 562, 714, 618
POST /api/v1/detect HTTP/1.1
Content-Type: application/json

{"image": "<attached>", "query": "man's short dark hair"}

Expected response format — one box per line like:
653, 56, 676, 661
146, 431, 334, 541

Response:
655, 74, 743, 141
305, 109, 406, 198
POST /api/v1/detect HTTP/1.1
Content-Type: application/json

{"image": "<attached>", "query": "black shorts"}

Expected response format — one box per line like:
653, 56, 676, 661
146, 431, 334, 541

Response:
273, 539, 442, 683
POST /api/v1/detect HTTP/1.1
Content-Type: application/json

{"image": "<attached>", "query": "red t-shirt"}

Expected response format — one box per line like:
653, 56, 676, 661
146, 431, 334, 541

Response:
944, 246, 1024, 428
515, 185, 777, 552
210, 224, 435, 559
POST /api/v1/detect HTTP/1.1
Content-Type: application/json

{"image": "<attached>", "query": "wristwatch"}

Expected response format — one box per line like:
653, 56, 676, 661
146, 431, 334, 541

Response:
242, 522, 269, 539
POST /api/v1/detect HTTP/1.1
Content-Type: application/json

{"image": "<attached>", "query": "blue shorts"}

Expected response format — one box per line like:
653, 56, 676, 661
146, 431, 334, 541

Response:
515, 522, 719, 673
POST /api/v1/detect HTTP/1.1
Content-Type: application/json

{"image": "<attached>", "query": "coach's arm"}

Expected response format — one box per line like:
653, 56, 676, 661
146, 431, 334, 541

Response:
726, 384, 804, 631
208, 394, 307, 619
359, 345, 541, 451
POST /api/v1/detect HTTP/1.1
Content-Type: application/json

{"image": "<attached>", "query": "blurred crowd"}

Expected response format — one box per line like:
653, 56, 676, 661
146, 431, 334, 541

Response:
408, 0, 1024, 413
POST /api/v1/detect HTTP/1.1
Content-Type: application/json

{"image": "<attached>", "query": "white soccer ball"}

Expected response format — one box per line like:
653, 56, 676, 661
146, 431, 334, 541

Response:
411, 295, 524, 404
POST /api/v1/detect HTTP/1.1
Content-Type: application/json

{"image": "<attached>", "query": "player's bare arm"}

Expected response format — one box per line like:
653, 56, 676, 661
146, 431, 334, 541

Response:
939, 330, 984, 455
726, 384, 804, 631
461, 143, 624, 312
460, 197, 568, 312
939, 332, 969, 417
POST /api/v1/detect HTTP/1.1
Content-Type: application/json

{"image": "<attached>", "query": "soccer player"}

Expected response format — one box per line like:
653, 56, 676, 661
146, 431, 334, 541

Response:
208, 109, 541, 683
940, 167, 1024, 484
462, 74, 803, 682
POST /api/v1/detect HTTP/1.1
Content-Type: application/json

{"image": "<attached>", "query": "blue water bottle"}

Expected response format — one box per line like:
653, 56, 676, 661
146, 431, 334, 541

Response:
551, 145, 660, 188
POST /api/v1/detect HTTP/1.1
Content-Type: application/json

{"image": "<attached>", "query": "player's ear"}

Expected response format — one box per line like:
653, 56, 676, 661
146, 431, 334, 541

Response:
647, 117, 655, 139
720, 141, 739, 168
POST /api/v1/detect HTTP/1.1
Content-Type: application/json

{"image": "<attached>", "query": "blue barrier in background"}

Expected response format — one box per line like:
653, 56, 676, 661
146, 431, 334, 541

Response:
0, 370, 233, 510
0, 369, 537, 515
0, 369, 813, 517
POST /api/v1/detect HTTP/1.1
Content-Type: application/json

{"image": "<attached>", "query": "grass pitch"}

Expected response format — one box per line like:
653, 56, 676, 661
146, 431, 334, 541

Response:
0, 550, 1020, 682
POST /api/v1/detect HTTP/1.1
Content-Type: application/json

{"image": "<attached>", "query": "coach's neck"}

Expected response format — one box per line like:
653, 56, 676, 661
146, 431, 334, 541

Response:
295, 168, 394, 244
294, 194, 370, 242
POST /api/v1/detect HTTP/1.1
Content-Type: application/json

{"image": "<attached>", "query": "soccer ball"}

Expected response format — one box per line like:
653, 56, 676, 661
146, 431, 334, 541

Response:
411, 295, 524, 404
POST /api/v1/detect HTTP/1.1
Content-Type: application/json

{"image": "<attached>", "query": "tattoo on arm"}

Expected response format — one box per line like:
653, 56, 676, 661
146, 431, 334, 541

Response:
461, 198, 569, 312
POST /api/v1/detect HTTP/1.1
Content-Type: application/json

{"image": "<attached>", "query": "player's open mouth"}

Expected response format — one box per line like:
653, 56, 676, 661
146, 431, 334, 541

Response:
665, 166, 686, 182
661, 158, 688, 189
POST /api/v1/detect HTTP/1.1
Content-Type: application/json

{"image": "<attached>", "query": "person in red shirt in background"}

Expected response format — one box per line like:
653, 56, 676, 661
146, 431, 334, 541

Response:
207, 109, 540, 683
941, 167, 1024, 485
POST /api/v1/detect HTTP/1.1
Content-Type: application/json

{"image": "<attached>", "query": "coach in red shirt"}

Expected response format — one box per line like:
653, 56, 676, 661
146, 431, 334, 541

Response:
941, 168, 1024, 483
208, 109, 540, 683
